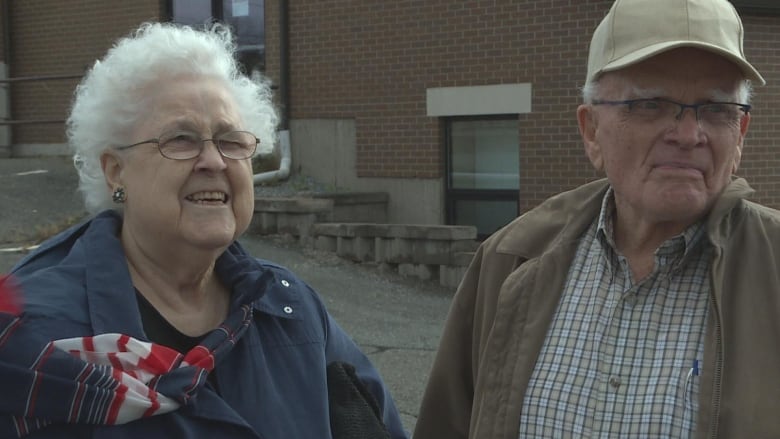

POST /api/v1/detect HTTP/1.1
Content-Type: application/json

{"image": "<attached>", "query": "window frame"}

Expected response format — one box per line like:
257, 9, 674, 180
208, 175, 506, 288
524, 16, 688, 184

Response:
444, 114, 520, 240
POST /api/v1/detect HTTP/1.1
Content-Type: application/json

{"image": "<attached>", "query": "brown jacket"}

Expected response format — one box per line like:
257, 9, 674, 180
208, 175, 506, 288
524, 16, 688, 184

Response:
414, 178, 780, 439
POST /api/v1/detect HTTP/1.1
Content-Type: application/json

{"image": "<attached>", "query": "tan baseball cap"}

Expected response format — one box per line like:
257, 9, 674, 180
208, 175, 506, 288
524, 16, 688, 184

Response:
586, 0, 765, 85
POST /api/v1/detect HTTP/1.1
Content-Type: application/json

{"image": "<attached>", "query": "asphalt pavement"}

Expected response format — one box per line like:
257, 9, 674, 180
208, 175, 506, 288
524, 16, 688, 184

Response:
0, 156, 453, 435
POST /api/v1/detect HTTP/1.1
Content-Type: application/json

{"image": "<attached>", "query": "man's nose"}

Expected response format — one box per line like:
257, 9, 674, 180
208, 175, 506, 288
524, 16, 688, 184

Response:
668, 106, 704, 147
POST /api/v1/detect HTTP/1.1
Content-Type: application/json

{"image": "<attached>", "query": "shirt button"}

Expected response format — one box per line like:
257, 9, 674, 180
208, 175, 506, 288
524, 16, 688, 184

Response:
625, 295, 637, 307
281, 279, 290, 287
609, 377, 622, 389
283, 306, 293, 314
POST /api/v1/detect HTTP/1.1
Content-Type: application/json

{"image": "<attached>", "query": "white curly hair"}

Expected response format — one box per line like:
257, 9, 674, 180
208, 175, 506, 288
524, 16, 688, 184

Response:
67, 22, 278, 214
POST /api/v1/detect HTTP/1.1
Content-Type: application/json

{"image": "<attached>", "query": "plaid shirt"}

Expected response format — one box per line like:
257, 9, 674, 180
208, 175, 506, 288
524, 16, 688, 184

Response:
519, 189, 710, 438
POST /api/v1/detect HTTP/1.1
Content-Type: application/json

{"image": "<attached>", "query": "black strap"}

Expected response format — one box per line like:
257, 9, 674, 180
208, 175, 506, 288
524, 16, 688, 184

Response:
326, 361, 392, 439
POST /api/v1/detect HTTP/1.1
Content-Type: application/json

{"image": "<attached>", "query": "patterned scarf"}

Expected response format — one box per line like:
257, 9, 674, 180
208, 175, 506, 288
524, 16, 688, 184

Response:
0, 275, 253, 437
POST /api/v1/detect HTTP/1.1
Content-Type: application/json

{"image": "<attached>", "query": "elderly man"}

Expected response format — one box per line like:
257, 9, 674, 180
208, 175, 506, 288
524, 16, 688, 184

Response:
414, 0, 780, 438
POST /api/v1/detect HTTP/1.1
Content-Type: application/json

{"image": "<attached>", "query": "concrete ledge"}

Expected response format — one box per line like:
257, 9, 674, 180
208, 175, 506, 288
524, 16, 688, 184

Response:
439, 251, 476, 289
310, 191, 389, 205
254, 197, 333, 213
250, 194, 478, 290
311, 222, 478, 289
311, 223, 477, 241
251, 198, 333, 236
310, 192, 388, 223
253, 192, 389, 234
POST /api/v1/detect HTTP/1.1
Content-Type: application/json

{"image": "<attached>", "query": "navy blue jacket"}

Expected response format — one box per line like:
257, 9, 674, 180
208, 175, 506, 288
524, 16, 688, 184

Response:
10, 211, 408, 439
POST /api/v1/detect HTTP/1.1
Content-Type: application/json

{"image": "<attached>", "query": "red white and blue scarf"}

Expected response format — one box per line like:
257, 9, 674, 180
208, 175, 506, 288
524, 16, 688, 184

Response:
0, 275, 252, 437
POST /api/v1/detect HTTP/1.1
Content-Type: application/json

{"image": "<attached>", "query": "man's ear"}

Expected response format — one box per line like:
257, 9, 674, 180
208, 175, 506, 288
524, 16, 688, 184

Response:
100, 150, 123, 191
578, 104, 604, 171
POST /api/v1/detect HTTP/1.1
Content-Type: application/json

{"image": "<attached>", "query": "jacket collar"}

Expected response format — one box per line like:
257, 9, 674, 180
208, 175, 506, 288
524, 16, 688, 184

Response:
495, 177, 754, 260
78, 211, 301, 335
496, 178, 609, 258
84, 211, 142, 335
216, 241, 303, 321
705, 177, 754, 248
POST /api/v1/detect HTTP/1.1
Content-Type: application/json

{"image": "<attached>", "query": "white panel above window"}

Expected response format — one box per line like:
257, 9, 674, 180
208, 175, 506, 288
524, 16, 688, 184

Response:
426, 83, 532, 116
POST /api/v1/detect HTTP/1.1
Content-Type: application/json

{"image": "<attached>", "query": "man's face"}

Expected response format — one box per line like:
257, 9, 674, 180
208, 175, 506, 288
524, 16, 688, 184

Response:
578, 48, 750, 229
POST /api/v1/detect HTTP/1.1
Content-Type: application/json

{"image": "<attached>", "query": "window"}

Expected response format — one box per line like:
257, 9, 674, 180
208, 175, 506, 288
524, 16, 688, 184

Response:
445, 117, 520, 240
168, 0, 266, 73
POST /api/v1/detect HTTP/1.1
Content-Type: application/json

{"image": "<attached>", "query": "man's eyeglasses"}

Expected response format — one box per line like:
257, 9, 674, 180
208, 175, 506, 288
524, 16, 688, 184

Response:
115, 130, 259, 160
591, 98, 751, 127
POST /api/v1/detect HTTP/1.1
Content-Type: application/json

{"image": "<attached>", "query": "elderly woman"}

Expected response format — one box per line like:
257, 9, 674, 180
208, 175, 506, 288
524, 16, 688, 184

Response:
1, 23, 406, 439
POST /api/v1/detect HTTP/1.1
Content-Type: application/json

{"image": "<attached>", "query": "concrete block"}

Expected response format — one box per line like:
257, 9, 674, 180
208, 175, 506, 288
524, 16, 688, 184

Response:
376, 262, 396, 276
314, 235, 337, 253
413, 239, 455, 265
398, 263, 436, 281
373, 237, 386, 262
250, 212, 278, 235
254, 197, 333, 213
440, 265, 467, 289
382, 238, 415, 264
451, 251, 476, 267
336, 236, 356, 261
397, 263, 416, 278
383, 224, 477, 240
336, 236, 374, 262
310, 192, 390, 223
276, 213, 316, 236
451, 239, 480, 254
355, 236, 375, 262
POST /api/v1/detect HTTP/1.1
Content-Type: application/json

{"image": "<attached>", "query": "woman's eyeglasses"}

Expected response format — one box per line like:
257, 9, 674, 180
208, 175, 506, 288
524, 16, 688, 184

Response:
115, 130, 259, 160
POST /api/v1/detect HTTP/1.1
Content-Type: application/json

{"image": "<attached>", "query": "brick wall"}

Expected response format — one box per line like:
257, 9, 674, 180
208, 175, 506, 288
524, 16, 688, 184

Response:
2, 1, 778, 211
279, 0, 780, 212
264, 0, 282, 121
738, 14, 780, 209
7, 0, 161, 145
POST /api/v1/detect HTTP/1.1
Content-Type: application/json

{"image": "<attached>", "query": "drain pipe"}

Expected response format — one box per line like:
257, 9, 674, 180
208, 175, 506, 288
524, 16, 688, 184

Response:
254, 0, 290, 185
253, 130, 290, 183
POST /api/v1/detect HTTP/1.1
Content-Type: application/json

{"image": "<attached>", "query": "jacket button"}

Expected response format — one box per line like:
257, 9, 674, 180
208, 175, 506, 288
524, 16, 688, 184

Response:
283, 306, 293, 314
281, 279, 290, 287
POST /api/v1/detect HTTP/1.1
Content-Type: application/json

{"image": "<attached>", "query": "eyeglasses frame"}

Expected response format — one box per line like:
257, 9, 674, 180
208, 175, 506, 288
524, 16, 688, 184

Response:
590, 98, 751, 124
114, 130, 259, 160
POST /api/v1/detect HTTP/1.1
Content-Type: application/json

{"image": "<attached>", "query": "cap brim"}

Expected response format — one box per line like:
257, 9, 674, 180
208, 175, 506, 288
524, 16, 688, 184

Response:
600, 41, 766, 85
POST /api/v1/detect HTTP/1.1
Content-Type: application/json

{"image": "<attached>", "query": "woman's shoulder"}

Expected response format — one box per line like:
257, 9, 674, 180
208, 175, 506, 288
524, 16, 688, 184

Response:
219, 244, 329, 323
12, 211, 121, 276
12, 211, 125, 326
252, 258, 327, 319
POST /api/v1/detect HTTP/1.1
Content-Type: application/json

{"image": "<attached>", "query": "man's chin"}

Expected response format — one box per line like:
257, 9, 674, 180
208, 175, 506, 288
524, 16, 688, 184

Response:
649, 195, 711, 224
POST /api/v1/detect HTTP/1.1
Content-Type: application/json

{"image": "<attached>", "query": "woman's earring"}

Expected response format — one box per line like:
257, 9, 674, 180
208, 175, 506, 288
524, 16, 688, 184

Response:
112, 186, 126, 203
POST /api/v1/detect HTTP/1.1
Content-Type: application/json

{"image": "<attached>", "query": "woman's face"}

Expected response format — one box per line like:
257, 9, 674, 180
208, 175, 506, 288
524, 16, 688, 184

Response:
106, 76, 255, 254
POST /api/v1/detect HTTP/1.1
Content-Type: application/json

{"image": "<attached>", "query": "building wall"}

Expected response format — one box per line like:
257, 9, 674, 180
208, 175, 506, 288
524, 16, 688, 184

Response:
1, 1, 778, 222
739, 14, 780, 208
290, 118, 443, 223
274, 0, 780, 218
5, 0, 161, 154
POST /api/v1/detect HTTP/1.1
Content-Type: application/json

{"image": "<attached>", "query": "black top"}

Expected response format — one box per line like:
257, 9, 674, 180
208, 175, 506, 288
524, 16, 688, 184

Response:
135, 290, 219, 393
